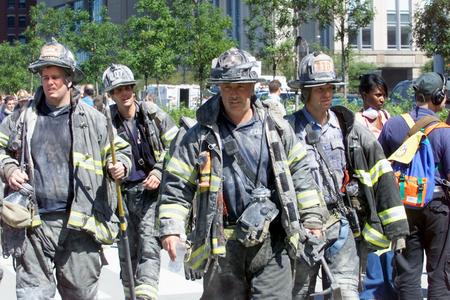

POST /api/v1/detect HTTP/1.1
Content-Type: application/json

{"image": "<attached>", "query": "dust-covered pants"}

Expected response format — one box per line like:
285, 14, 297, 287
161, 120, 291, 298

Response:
293, 219, 359, 300
119, 182, 161, 300
394, 199, 450, 300
201, 233, 293, 300
15, 212, 102, 300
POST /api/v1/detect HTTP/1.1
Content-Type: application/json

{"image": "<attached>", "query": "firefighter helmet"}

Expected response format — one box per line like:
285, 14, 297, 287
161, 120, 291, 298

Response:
28, 39, 84, 84
102, 64, 136, 93
288, 52, 341, 90
209, 48, 260, 84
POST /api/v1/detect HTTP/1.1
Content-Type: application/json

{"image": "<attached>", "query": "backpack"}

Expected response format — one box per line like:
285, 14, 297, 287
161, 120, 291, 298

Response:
388, 113, 450, 208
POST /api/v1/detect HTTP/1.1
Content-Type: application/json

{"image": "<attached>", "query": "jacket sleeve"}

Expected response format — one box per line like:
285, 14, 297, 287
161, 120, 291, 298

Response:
0, 113, 21, 182
356, 125, 409, 240
158, 126, 198, 237
283, 123, 328, 229
149, 108, 179, 181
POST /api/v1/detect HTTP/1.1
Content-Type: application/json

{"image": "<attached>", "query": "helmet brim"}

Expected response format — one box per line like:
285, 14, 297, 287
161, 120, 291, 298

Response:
208, 78, 262, 84
104, 81, 137, 92
29, 60, 84, 84
288, 79, 344, 90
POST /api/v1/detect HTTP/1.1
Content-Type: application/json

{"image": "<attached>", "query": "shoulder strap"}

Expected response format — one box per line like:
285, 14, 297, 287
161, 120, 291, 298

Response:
424, 122, 450, 136
400, 113, 415, 129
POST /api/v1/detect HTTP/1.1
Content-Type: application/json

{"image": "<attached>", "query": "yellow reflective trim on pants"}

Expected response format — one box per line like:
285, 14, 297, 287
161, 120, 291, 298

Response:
159, 203, 189, 221
31, 215, 42, 227
166, 156, 197, 184
190, 244, 208, 270
355, 159, 392, 187
135, 283, 158, 299
378, 205, 407, 226
211, 238, 225, 255
297, 190, 321, 209
288, 142, 307, 166
73, 152, 104, 175
362, 223, 390, 249
161, 126, 178, 145
0, 135, 9, 147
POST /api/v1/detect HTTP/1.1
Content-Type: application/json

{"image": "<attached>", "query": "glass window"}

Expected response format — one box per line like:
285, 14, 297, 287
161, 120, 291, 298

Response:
18, 0, 26, 9
361, 28, 371, 48
7, 35, 15, 43
400, 13, 410, 23
92, 0, 103, 22
387, 26, 396, 48
349, 30, 358, 47
73, 0, 84, 10
8, 0, 15, 9
398, 0, 410, 11
18, 35, 26, 43
387, 13, 396, 23
401, 25, 411, 48
7, 16, 15, 28
385, 0, 396, 11
18, 16, 26, 28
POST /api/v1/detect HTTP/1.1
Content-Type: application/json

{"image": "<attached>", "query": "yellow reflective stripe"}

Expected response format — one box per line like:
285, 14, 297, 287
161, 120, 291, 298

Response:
210, 175, 221, 192
211, 238, 225, 255
297, 189, 321, 209
0, 131, 9, 140
161, 126, 178, 145
0, 132, 9, 147
288, 233, 300, 250
378, 206, 407, 226
362, 223, 390, 249
101, 139, 129, 158
67, 211, 118, 244
355, 159, 392, 187
135, 284, 158, 299
0, 154, 11, 160
166, 156, 197, 184
190, 244, 208, 270
288, 142, 307, 166
31, 214, 42, 227
159, 203, 189, 221
73, 152, 103, 175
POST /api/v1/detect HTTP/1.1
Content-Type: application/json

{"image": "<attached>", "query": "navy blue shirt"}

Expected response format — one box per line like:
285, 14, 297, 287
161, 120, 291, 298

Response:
31, 102, 73, 213
378, 106, 450, 181
219, 109, 273, 224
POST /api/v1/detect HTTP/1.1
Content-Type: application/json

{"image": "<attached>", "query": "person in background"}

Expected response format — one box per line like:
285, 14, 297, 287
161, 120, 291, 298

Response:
355, 73, 390, 139
265, 79, 286, 116
81, 84, 95, 106
16, 89, 32, 110
356, 74, 397, 300
0, 95, 17, 123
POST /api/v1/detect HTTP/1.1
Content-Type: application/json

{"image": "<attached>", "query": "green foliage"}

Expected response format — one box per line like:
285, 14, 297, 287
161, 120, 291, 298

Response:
347, 60, 378, 93
414, 0, 450, 61
166, 106, 197, 125
125, 0, 177, 86
0, 42, 34, 94
421, 60, 433, 73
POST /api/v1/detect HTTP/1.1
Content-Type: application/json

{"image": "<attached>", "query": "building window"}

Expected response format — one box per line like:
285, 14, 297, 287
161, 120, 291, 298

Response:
7, 35, 15, 43
7, 16, 15, 28
349, 25, 372, 50
18, 35, 26, 43
8, 0, 15, 9
18, 0, 26, 9
92, 0, 104, 22
18, 16, 26, 28
73, 0, 84, 10
386, 0, 412, 50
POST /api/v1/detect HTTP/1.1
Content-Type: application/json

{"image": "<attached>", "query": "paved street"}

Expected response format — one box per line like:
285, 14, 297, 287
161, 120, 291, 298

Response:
0, 245, 428, 299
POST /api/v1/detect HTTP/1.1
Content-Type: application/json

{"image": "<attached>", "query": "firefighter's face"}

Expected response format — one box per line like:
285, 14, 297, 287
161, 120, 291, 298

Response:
219, 82, 254, 116
307, 84, 335, 113
41, 66, 70, 103
110, 85, 134, 108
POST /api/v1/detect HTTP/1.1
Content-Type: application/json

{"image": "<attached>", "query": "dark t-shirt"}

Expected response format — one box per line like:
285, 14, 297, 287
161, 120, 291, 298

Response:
219, 109, 274, 224
31, 101, 73, 213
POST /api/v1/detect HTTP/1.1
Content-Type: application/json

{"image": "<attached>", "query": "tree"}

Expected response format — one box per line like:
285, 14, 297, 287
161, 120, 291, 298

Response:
171, 0, 235, 100
0, 42, 31, 94
413, 0, 450, 62
313, 0, 374, 96
124, 0, 177, 92
245, 0, 312, 78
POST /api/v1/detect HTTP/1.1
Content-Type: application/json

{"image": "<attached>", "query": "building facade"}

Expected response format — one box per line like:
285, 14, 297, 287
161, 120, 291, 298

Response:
0, 0, 36, 43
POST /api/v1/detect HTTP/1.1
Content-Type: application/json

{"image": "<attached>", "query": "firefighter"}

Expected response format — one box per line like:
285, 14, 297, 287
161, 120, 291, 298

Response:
102, 64, 178, 300
158, 48, 327, 299
0, 39, 131, 299
286, 52, 409, 299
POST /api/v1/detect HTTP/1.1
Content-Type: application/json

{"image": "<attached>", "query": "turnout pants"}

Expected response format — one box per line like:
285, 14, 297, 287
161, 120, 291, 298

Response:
293, 218, 359, 300
119, 182, 161, 300
394, 199, 450, 299
15, 212, 102, 300
201, 233, 293, 300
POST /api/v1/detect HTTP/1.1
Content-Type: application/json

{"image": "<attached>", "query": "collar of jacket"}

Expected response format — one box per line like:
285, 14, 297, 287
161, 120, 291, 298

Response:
31, 86, 81, 110
196, 94, 262, 126
330, 105, 355, 137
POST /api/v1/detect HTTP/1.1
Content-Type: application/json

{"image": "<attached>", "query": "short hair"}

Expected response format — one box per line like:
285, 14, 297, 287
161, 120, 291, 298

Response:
84, 84, 95, 96
268, 80, 282, 93
359, 73, 388, 97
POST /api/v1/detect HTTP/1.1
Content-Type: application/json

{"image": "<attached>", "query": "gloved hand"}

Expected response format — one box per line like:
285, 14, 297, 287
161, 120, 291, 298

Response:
184, 264, 203, 281
392, 237, 406, 253
299, 231, 326, 267
1, 222, 27, 258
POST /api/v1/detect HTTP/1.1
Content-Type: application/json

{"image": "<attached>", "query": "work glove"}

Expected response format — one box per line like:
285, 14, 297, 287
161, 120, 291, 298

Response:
299, 231, 326, 267
1, 222, 27, 258
184, 264, 203, 281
